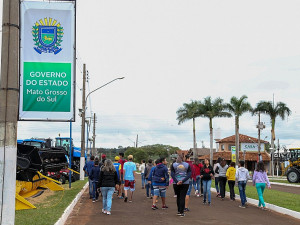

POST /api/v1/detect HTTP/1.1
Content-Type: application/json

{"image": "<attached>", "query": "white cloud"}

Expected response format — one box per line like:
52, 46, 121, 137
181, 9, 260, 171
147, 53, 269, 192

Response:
2, 0, 300, 149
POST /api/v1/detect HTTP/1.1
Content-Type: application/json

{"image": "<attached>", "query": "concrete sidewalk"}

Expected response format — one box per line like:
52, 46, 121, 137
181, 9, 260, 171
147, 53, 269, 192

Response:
65, 178, 300, 225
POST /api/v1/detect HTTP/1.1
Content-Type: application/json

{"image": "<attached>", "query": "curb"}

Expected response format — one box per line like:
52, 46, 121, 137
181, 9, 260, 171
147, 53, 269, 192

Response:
54, 182, 89, 225
249, 180, 300, 187
211, 188, 300, 220
270, 182, 300, 187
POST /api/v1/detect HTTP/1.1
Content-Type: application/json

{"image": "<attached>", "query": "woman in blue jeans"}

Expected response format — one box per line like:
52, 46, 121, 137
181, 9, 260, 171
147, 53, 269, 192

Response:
200, 158, 214, 205
98, 159, 120, 215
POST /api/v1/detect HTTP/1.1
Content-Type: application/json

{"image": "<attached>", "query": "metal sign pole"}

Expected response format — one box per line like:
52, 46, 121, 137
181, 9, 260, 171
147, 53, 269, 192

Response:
69, 121, 72, 188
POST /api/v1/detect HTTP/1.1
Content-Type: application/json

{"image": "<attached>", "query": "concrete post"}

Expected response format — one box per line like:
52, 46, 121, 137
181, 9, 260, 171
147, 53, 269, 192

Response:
0, 0, 19, 224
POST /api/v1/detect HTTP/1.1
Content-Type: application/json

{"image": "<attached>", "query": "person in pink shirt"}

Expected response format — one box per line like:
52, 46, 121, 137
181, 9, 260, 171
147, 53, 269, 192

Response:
252, 161, 271, 210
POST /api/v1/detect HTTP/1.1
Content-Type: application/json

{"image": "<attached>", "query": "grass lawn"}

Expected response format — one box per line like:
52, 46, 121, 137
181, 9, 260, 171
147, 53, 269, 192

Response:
15, 179, 88, 225
212, 181, 300, 212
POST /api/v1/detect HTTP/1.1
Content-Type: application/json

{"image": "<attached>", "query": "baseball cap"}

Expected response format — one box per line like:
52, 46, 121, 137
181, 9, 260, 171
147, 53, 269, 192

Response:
101, 154, 106, 159
115, 156, 120, 161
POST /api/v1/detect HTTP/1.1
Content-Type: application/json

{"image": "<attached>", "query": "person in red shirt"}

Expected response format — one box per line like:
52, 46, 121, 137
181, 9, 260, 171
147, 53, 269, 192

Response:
192, 159, 203, 197
118, 152, 127, 198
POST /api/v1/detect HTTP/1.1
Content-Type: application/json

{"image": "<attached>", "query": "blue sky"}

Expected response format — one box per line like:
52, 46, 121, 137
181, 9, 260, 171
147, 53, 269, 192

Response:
7, 0, 300, 149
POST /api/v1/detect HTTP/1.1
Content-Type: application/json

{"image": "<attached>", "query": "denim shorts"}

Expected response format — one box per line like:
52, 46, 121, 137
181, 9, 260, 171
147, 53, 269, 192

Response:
186, 180, 193, 196
153, 186, 166, 197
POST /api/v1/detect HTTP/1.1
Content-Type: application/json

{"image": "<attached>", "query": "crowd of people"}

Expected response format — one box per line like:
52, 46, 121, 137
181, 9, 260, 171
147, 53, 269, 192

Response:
83, 153, 271, 217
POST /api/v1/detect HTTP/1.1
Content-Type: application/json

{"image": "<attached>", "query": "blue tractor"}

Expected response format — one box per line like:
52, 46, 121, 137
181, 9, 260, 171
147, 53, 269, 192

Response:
55, 137, 87, 181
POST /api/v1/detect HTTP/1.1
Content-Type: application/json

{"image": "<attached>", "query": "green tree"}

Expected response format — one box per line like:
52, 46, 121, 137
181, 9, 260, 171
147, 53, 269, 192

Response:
253, 101, 291, 151
199, 96, 232, 165
225, 95, 252, 165
176, 100, 201, 158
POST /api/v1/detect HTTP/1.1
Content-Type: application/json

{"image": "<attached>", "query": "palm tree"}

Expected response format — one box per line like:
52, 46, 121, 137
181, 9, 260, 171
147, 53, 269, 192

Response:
199, 97, 232, 165
176, 101, 200, 158
225, 95, 252, 165
253, 101, 291, 175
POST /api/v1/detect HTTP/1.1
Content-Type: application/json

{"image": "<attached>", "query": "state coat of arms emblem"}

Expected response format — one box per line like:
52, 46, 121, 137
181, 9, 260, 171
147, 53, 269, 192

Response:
32, 17, 63, 54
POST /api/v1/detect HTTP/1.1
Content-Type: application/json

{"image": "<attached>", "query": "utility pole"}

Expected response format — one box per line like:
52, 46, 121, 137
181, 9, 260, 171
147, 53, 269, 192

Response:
0, 0, 19, 224
258, 112, 261, 155
136, 134, 138, 148
92, 113, 96, 156
80, 64, 86, 180
256, 112, 265, 162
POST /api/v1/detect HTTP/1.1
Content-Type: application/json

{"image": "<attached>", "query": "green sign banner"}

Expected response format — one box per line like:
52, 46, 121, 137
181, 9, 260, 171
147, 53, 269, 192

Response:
23, 62, 71, 112
19, 1, 75, 121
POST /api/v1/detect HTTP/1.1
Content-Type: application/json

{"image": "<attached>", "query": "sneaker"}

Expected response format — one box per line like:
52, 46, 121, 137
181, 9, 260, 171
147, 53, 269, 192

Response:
261, 207, 267, 211
239, 205, 246, 209
180, 213, 185, 217
129, 200, 132, 203
197, 194, 200, 197
176, 212, 181, 216
124, 197, 128, 202
147, 196, 150, 199
118, 196, 124, 199
200, 194, 203, 197
208, 202, 211, 206
162, 205, 168, 210
184, 208, 190, 212
92, 199, 95, 203
96, 198, 99, 202
195, 190, 198, 195
102, 209, 107, 214
152, 205, 158, 210
173, 195, 177, 198
203, 200, 206, 205
106, 211, 111, 215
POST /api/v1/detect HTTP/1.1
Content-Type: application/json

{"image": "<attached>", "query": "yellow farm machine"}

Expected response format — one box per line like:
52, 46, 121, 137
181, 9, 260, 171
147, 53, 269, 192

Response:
16, 144, 68, 210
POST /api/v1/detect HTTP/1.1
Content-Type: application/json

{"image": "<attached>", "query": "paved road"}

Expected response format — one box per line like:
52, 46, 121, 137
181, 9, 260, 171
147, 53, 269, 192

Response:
66, 179, 300, 225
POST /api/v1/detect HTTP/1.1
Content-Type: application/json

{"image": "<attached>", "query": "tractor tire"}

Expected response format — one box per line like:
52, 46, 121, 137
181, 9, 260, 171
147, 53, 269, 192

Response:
59, 176, 66, 184
287, 169, 300, 183
74, 173, 80, 181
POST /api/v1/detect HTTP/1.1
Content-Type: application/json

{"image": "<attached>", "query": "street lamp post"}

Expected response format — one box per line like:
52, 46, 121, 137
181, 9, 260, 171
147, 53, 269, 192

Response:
79, 76, 125, 180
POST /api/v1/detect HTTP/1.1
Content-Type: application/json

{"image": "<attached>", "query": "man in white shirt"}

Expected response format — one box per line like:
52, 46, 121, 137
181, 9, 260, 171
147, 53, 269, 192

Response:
236, 161, 250, 208
139, 160, 146, 189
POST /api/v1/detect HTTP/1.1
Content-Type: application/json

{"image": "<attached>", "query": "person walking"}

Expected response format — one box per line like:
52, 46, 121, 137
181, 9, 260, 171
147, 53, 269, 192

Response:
252, 161, 271, 210
226, 162, 236, 201
171, 156, 192, 218
83, 155, 95, 199
184, 155, 194, 212
113, 156, 121, 197
151, 158, 169, 210
213, 157, 222, 197
90, 159, 100, 202
192, 159, 203, 197
101, 154, 107, 166
217, 158, 228, 200
98, 159, 120, 215
236, 161, 250, 208
144, 159, 154, 198
148, 159, 160, 199
200, 158, 214, 205
118, 152, 127, 198
139, 160, 146, 189
123, 155, 137, 203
